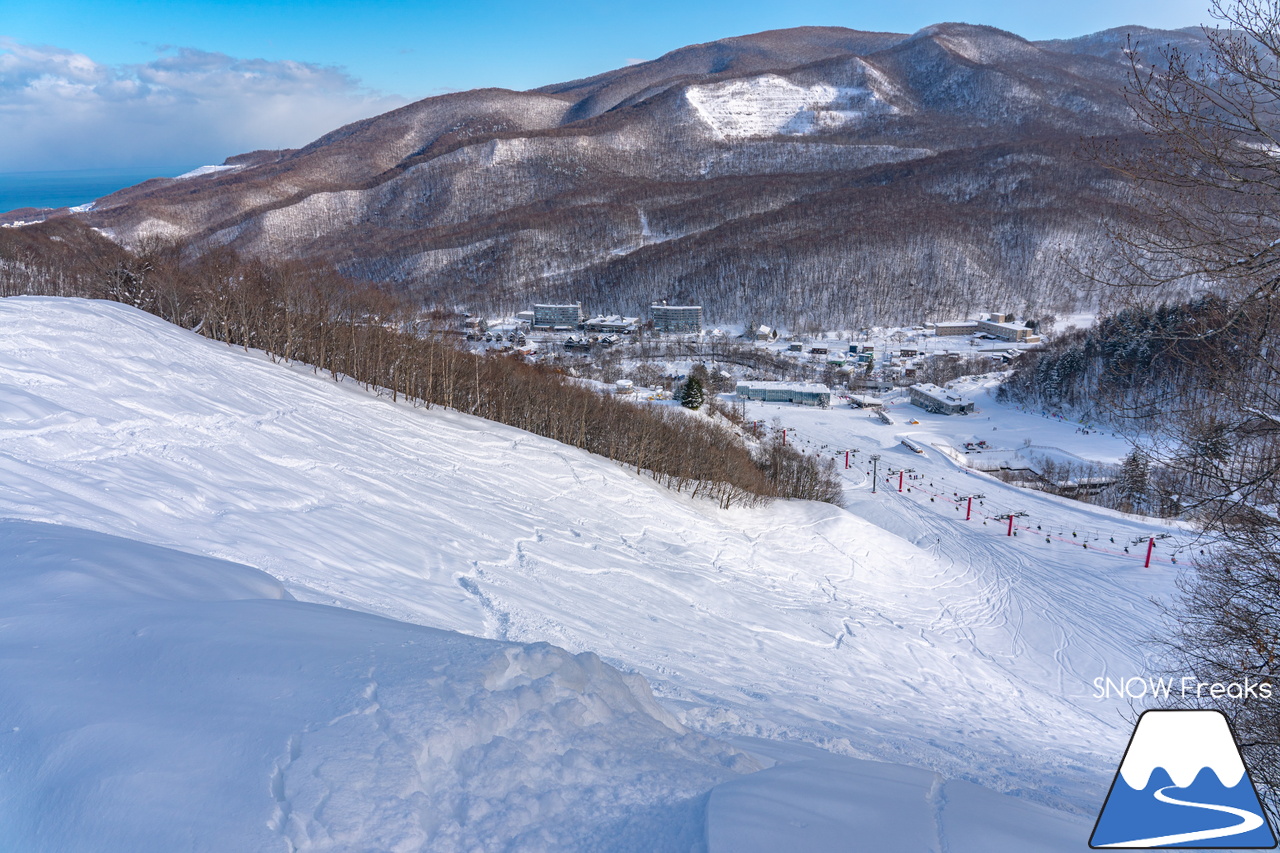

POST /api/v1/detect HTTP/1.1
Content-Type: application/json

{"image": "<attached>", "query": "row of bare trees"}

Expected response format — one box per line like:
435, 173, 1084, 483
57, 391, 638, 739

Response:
1070, 0, 1280, 817
0, 230, 841, 509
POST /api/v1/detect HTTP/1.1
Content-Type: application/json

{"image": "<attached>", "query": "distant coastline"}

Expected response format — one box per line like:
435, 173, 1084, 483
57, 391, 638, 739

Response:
0, 166, 198, 215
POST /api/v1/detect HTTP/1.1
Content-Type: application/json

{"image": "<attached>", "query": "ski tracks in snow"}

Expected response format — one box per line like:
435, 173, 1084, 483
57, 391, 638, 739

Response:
927, 773, 952, 853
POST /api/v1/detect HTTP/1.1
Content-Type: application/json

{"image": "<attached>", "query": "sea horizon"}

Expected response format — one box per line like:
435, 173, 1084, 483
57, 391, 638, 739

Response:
0, 166, 202, 216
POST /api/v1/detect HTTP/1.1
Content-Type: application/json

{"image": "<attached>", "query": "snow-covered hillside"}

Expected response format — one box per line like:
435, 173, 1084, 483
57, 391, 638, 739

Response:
684, 67, 898, 138
24, 23, 1177, 331
0, 298, 1184, 850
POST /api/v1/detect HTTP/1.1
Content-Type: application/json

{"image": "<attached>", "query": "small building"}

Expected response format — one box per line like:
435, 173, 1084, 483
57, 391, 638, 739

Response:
651, 303, 703, 334
615, 379, 635, 394
931, 321, 980, 337
533, 303, 584, 330
736, 381, 831, 407
1051, 475, 1115, 497
976, 318, 1038, 343
515, 310, 535, 325
754, 325, 777, 341
585, 315, 640, 334
848, 394, 884, 410
909, 383, 976, 415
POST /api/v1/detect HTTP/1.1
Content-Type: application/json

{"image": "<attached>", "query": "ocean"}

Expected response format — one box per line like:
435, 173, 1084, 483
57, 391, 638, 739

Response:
0, 167, 199, 215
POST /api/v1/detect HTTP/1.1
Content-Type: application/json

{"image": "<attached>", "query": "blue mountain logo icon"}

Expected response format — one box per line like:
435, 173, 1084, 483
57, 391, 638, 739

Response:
1091, 709, 1277, 848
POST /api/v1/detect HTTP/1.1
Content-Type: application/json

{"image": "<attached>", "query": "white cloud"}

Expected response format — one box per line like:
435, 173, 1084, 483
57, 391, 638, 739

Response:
0, 39, 410, 171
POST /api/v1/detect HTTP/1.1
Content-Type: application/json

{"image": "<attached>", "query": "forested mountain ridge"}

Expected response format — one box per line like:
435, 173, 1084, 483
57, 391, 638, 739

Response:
4, 23, 1212, 328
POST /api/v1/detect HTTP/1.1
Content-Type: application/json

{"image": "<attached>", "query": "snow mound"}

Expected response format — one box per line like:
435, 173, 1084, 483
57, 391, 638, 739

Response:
0, 520, 751, 852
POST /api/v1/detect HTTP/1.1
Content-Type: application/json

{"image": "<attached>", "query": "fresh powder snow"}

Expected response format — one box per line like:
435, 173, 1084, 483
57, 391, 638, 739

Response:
0, 297, 1186, 850
0, 521, 748, 851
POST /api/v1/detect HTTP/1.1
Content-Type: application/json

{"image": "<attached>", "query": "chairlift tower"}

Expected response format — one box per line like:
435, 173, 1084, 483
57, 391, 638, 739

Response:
1132, 533, 1172, 567
957, 493, 985, 521
996, 510, 1028, 536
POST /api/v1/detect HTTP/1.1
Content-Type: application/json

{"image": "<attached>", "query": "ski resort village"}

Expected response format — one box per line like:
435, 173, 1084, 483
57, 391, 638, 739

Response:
0, 291, 1210, 851
3, 7, 1280, 853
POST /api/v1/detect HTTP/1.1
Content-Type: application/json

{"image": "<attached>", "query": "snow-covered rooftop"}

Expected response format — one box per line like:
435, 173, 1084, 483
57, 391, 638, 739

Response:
910, 382, 975, 404
737, 380, 830, 393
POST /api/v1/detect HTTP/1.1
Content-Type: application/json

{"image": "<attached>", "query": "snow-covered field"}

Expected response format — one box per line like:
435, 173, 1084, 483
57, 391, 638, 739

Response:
0, 298, 1188, 850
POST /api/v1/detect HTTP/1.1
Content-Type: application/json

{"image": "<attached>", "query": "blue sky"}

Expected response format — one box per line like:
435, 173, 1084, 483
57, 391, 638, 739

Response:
1, 0, 1212, 173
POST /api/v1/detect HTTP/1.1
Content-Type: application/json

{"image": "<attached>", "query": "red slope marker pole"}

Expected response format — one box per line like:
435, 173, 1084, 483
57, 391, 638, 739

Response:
899, 470, 905, 492
1144, 537, 1155, 568
1008, 514, 1015, 537
966, 496, 973, 521
845, 450, 850, 469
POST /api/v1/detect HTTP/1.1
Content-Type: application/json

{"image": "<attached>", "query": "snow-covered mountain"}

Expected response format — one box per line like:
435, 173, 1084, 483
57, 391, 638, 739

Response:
0, 297, 1187, 849
4, 23, 1210, 327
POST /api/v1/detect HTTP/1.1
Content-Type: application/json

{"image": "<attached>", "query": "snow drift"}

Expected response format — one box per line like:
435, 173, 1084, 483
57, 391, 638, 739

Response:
0, 520, 750, 852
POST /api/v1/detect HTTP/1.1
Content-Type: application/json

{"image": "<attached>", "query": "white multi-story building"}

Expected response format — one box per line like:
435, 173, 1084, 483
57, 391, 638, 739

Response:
532, 303, 584, 330
651, 303, 702, 334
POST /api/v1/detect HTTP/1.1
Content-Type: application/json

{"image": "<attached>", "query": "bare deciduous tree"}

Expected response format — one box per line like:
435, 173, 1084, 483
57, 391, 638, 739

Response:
1100, 0, 1280, 814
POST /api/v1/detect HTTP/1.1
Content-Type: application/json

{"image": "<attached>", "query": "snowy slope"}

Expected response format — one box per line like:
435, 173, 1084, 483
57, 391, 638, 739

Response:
707, 750, 1091, 853
0, 520, 747, 852
0, 298, 1185, 848
684, 70, 898, 138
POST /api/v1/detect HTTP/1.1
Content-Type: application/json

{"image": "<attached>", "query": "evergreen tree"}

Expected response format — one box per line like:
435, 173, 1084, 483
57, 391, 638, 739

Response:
1115, 449, 1151, 513
680, 375, 704, 410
